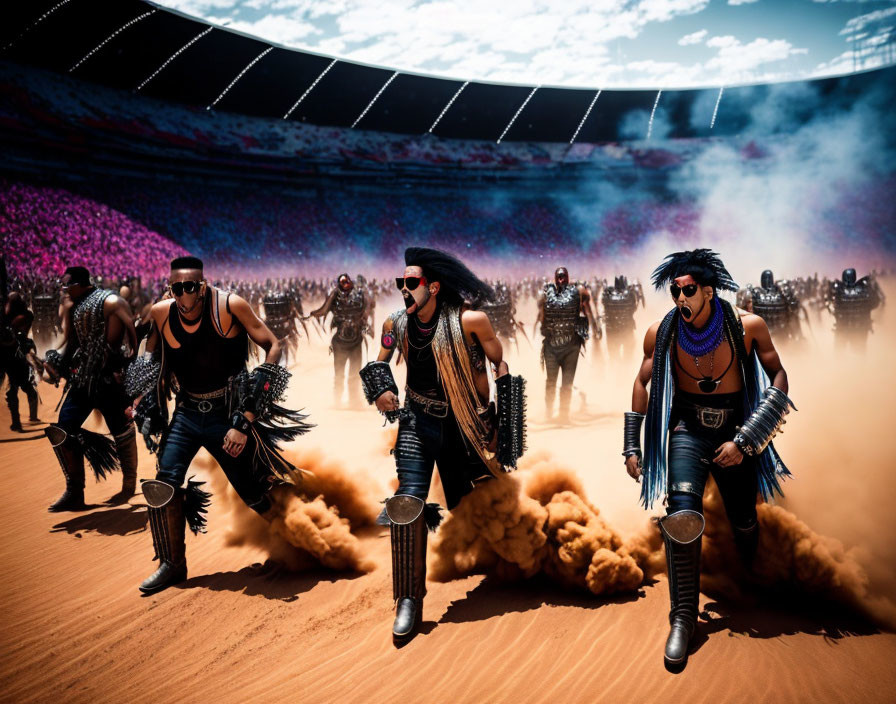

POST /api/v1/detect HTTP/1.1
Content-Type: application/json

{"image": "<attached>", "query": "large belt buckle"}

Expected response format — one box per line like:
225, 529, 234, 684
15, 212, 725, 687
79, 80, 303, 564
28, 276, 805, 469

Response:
197, 399, 213, 414
429, 400, 448, 418
697, 407, 725, 430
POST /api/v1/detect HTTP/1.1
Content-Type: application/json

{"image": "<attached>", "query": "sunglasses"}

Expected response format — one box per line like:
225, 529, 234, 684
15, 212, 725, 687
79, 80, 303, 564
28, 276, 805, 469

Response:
395, 276, 427, 292
170, 280, 202, 297
670, 283, 699, 298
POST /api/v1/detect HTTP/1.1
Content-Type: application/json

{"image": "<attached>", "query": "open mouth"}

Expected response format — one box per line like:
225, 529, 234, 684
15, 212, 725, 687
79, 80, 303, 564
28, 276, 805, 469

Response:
403, 294, 417, 313
681, 305, 693, 320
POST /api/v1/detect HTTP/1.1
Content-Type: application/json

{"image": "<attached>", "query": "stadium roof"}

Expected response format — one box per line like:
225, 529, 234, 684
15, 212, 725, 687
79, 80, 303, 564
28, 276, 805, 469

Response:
1, 0, 891, 143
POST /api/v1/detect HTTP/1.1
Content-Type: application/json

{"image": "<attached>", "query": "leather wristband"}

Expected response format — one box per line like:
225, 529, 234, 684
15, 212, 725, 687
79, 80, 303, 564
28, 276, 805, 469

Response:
230, 411, 252, 434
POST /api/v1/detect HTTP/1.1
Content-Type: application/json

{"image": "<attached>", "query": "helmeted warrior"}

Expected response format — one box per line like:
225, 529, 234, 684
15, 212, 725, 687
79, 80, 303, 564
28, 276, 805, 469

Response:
359, 247, 526, 645
826, 268, 882, 351
747, 270, 802, 343
32, 287, 61, 354
602, 275, 643, 360
1, 292, 41, 431
40, 267, 139, 510
125, 256, 311, 594
534, 267, 597, 422
310, 273, 369, 406
623, 249, 795, 669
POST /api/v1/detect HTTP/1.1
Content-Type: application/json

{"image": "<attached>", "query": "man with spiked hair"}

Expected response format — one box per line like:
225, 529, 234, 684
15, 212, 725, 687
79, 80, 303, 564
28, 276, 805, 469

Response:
623, 249, 795, 668
359, 247, 526, 644
41, 265, 139, 510
125, 256, 310, 594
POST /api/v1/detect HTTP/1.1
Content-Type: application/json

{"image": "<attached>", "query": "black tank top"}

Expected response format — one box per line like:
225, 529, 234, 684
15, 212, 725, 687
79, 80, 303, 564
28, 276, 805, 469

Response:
405, 304, 444, 400
163, 293, 248, 394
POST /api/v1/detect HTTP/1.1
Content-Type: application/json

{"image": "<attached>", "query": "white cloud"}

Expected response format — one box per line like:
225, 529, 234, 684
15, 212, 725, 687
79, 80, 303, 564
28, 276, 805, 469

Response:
678, 29, 708, 45
727, 0, 759, 5
839, 6, 896, 34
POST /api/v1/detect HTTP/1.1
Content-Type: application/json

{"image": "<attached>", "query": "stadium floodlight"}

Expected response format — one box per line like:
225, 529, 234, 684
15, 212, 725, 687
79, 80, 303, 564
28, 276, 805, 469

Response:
646, 89, 662, 140
710, 86, 724, 130
207, 46, 273, 110
351, 71, 399, 129
3, 0, 73, 53
69, 10, 157, 73
497, 86, 539, 144
569, 89, 601, 145
283, 58, 337, 120
428, 81, 469, 134
135, 26, 214, 93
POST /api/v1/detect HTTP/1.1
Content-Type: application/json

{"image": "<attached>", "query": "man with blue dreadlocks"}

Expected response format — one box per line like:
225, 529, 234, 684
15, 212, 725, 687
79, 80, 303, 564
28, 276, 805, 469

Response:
622, 249, 795, 669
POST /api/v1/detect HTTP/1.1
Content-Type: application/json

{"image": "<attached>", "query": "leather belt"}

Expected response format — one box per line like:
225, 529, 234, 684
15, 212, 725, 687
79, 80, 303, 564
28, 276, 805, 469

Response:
406, 386, 449, 418
674, 399, 733, 430
178, 387, 228, 414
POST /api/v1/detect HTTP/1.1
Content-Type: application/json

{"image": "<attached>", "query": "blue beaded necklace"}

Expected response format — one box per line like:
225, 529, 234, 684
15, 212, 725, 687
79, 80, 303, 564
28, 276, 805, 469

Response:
677, 298, 723, 358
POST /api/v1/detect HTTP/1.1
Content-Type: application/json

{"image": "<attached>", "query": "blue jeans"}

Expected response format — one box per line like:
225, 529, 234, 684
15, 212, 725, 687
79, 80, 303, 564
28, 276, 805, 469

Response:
666, 424, 758, 532
156, 403, 273, 514
394, 407, 492, 510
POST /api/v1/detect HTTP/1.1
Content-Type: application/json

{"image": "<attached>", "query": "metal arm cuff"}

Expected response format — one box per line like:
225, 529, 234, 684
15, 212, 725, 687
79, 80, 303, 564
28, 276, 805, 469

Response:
239, 362, 291, 419
359, 361, 398, 405
623, 411, 645, 458
124, 354, 161, 398
733, 386, 796, 456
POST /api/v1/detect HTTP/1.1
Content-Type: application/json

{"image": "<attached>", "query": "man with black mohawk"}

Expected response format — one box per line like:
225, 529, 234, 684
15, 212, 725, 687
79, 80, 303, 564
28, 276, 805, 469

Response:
622, 249, 795, 669
125, 256, 311, 594
359, 247, 526, 644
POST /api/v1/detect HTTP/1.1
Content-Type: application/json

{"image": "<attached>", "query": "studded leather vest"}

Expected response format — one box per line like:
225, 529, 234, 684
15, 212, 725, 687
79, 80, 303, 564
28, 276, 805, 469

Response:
602, 286, 637, 334
543, 284, 581, 347
331, 288, 366, 344
831, 281, 875, 331
70, 288, 113, 391
750, 286, 791, 334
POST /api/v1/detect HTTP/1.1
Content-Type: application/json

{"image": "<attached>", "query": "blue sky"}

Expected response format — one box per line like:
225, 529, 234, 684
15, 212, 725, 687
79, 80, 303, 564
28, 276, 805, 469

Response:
152, 0, 896, 87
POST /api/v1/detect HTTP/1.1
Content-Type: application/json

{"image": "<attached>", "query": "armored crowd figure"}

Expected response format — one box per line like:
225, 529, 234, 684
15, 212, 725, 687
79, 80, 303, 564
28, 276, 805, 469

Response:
1, 292, 41, 431
263, 290, 298, 366
826, 268, 882, 351
534, 267, 597, 423
747, 270, 802, 343
477, 280, 523, 350
310, 273, 370, 406
41, 266, 139, 510
32, 288, 60, 353
602, 275, 642, 360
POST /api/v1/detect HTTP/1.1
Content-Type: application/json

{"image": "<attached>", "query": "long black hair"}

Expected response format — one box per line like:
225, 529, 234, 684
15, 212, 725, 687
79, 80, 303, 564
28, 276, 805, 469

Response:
404, 247, 495, 307
651, 248, 738, 293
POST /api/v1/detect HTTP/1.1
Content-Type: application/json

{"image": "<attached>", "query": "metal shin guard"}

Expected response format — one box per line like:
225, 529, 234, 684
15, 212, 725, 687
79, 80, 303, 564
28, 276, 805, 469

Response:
659, 510, 705, 667
110, 427, 138, 501
45, 425, 86, 512
139, 480, 187, 594
386, 494, 427, 643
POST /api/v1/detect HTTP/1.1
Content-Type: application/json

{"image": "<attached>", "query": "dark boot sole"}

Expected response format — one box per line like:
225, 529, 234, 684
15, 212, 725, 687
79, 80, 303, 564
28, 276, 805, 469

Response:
138, 572, 187, 595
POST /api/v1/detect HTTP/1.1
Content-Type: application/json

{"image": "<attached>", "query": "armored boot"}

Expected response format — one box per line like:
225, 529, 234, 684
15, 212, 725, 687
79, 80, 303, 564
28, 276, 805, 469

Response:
107, 427, 138, 504
387, 494, 428, 644
139, 480, 188, 594
659, 509, 705, 667
7, 388, 22, 431
27, 392, 39, 423
732, 519, 759, 570
46, 425, 86, 511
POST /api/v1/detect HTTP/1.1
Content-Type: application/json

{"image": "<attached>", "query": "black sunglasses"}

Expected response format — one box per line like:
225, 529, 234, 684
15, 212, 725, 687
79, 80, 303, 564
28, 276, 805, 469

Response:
170, 280, 202, 297
395, 276, 425, 291
670, 283, 699, 298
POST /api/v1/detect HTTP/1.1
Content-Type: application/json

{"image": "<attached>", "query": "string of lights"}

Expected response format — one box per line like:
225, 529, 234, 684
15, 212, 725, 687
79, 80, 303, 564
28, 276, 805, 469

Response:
207, 46, 273, 110
351, 71, 399, 128
135, 26, 213, 93
283, 58, 337, 120
569, 89, 601, 145
646, 89, 662, 140
69, 10, 157, 73
497, 86, 539, 144
428, 81, 469, 134
3, 0, 74, 53
710, 86, 724, 129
